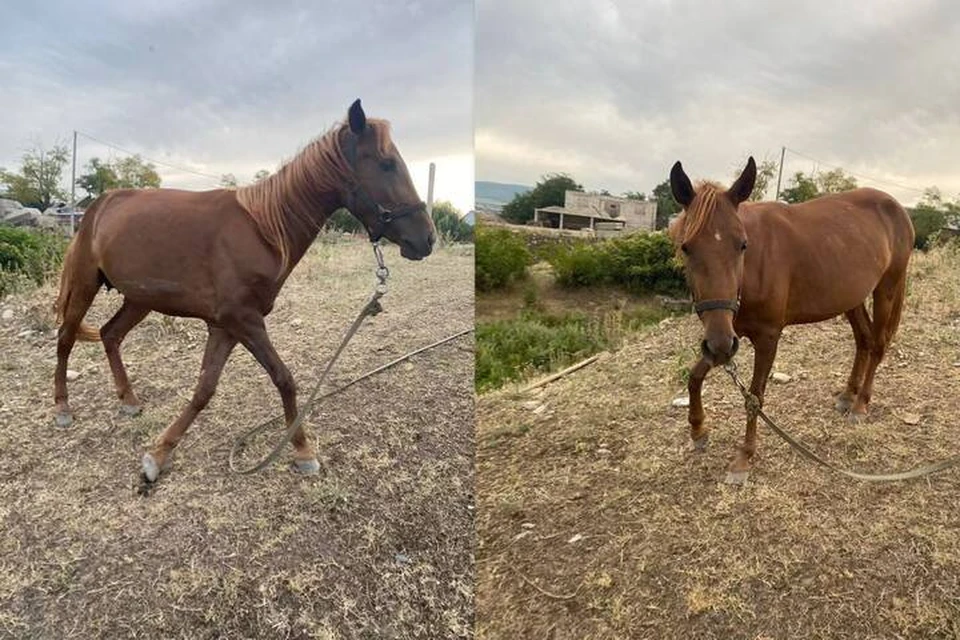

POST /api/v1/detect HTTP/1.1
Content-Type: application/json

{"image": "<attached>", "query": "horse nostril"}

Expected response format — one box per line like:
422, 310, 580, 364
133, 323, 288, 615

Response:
701, 340, 713, 358
731, 337, 740, 357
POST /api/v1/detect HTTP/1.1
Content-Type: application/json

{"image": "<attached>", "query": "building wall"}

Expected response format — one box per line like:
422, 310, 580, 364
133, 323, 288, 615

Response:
563, 191, 656, 232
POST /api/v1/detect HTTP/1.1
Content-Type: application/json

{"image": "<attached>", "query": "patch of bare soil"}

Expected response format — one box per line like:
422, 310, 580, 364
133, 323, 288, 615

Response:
0, 237, 475, 639
477, 246, 960, 639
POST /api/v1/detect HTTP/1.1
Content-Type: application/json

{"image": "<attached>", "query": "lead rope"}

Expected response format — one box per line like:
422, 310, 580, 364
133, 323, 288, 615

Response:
229, 242, 471, 475
722, 360, 960, 482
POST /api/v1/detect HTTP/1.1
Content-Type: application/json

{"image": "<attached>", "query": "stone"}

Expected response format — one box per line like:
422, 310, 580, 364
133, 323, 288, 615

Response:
66, 369, 81, 381
771, 372, 792, 383
672, 396, 690, 408
1, 309, 12, 321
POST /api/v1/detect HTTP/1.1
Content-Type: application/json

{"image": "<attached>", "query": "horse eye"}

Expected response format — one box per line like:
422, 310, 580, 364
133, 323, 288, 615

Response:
681, 243, 690, 255
740, 240, 748, 251
379, 158, 397, 172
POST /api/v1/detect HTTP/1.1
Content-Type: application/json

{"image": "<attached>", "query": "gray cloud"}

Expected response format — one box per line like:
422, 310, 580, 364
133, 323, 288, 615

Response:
1, 0, 473, 201
477, 0, 960, 204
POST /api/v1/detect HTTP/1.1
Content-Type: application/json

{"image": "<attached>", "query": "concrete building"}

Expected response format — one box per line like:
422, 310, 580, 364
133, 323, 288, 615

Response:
533, 191, 656, 236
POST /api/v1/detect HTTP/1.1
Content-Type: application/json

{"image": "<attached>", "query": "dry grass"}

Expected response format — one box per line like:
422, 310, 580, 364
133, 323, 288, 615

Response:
477, 245, 960, 639
0, 236, 475, 639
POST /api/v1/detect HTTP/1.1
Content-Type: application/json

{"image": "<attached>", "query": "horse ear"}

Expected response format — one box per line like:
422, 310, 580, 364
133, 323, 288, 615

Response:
670, 161, 695, 209
348, 99, 366, 134
728, 156, 756, 205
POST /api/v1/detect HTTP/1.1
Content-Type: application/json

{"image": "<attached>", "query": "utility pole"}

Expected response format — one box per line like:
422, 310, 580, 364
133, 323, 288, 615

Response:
774, 146, 785, 202
426, 162, 435, 218
70, 130, 77, 235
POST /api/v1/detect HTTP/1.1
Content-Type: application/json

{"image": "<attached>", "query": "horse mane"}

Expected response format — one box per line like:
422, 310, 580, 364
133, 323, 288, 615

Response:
235, 118, 394, 275
671, 180, 727, 249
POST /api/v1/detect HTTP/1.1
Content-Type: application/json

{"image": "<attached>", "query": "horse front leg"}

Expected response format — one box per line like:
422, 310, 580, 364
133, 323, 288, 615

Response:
232, 314, 319, 475
687, 356, 714, 451
726, 331, 779, 485
142, 325, 236, 482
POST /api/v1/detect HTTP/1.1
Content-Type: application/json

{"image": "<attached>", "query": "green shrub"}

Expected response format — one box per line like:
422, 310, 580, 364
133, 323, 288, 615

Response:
548, 232, 686, 295
475, 311, 608, 392
475, 225, 532, 291
0, 226, 68, 298
910, 207, 945, 250
432, 201, 473, 243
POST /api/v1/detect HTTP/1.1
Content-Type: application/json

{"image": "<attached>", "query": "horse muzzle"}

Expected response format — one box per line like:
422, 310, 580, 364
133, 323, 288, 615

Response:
701, 335, 740, 363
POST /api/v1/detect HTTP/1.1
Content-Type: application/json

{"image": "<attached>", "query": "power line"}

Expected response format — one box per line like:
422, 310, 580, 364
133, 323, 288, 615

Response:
784, 147, 928, 195
75, 130, 222, 182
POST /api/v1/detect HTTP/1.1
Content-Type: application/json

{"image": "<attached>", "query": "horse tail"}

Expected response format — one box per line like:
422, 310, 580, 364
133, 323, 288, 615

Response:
53, 203, 102, 343
884, 271, 907, 344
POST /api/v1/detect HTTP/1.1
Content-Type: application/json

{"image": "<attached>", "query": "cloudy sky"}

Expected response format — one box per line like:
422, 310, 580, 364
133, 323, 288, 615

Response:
0, 0, 474, 213
476, 0, 960, 206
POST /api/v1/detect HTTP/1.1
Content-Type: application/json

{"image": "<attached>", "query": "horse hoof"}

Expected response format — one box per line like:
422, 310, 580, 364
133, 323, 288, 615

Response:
835, 396, 853, 413
119, 404, 142, 417
141, 453, 171, 483
690, 435, 709, 452
292, 458, 321, 476
54, 412, 73, 428
847, 411, 867, 425
724, 470, 750, 485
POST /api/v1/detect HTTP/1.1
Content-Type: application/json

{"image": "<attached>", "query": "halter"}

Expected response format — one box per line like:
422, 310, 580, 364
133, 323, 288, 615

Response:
694, 297, 741, 317
342, 129, 426, 243
346, 182, 425, 243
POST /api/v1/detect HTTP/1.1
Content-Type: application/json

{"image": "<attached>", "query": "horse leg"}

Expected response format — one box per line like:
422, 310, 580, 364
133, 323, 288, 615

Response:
837, 304, 872, 413
53, 276, 100, 428
141, 325, 236, 482
726, 330, 779, 485
100, 299, 149, 415
851, 272, 906, 419
687, 356, 714, 451
231, 315, 319, 474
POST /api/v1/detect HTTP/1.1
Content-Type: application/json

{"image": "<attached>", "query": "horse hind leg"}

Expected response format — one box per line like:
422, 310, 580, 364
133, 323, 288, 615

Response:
53, 266, 101, 428
851, 271, 907, 419
100, 299, 150, 416
837, 304, 872, 413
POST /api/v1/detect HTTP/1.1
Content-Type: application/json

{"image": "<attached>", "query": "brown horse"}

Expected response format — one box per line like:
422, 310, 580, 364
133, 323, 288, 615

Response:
53, 99, 436, 483
668, 157, 915, 484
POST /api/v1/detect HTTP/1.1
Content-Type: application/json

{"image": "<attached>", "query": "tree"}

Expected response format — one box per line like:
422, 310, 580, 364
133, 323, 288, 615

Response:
76, 158, 119, 197
817, 168, 858, 194
910, 187, 960, 249
77, 155, 161, 197
622, 191, 647, 201
781, 168, 858, 204
252, 169, 271, 183
112, 155, 160, 189
220, 173, 238, 188
432, 201, 473, 243
0, 144, 69, 210
780, 171, 821, 204
652, 179, 680, 230
500, 173, 583, 224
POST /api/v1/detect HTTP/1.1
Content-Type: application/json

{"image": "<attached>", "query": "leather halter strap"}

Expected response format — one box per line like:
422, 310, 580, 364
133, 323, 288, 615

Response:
694, 298, 740, 316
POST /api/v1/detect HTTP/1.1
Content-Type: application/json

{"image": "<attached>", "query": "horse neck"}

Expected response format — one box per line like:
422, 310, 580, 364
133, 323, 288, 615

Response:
251, 134, 354, 274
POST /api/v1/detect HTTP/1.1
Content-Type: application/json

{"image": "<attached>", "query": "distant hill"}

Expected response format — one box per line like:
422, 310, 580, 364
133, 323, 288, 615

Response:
475, 181, 531, 211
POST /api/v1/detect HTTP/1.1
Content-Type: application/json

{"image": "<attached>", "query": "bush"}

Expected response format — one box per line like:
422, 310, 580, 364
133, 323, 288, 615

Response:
0, 226, 68, 298
910, 207, 945, 250
548, 232, 686, 295
475, 311, 608, 392
475, 225, 532, 291
432, 201, 473, 243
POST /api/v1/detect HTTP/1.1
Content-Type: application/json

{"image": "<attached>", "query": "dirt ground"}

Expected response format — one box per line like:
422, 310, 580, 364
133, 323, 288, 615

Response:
0, 237, 475, 639
477, 246, 960, 639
